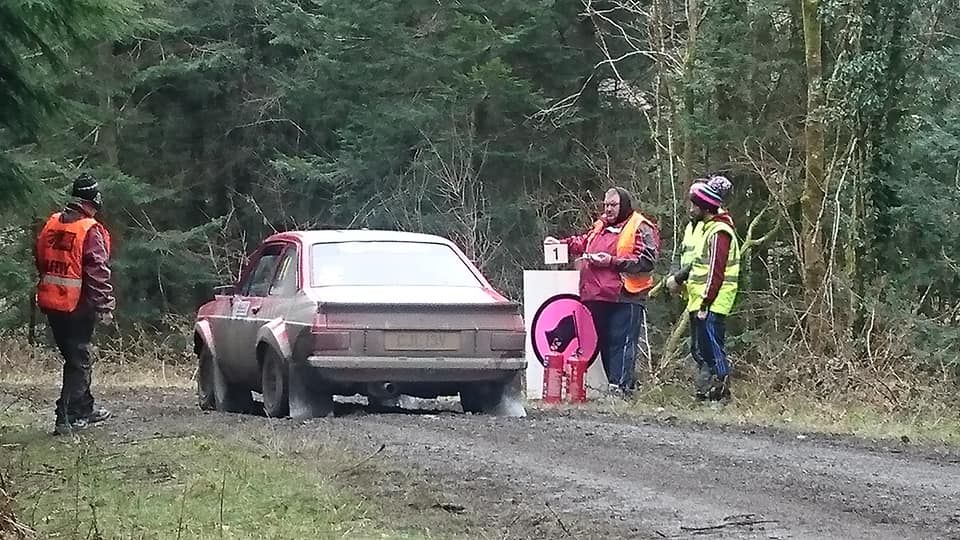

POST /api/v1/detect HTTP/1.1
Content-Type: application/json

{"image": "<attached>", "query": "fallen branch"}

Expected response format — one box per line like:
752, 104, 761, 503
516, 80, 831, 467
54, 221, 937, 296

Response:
544, 501, 574, 538
499, 513, 524, 540
116, 433, 194, 446
332, 444, 386, 477
431, 502, 466, 514
680, 516, 778, 533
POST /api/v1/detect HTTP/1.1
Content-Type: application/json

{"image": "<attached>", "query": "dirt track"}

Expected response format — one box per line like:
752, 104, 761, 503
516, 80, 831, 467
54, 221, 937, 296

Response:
4, 383, 960, 539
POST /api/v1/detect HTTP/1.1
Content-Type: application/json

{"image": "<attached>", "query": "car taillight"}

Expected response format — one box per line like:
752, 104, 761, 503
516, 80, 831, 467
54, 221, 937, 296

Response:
311, 310, 349, 351
491, 331, 525, 352
314, 331, 350, 351
311, 310, 327, 331
510, 314, 524, 332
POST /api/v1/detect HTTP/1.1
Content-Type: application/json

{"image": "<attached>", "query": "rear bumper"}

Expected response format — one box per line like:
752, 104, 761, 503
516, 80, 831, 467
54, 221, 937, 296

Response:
307, 355, 525, 370
305, 355, 526, 383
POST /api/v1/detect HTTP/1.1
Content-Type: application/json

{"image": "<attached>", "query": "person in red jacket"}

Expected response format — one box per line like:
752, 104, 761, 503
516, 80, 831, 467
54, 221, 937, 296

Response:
35, 173, 116, 435
545, 187, 660, 396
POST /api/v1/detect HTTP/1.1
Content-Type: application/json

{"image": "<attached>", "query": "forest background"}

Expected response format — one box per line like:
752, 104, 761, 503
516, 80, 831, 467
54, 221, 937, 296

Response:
2, 0, 959, 414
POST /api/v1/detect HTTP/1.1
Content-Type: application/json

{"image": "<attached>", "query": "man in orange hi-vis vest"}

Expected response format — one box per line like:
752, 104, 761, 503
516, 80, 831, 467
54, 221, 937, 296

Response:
35, 173, 116, 435
545, 187, 661, 397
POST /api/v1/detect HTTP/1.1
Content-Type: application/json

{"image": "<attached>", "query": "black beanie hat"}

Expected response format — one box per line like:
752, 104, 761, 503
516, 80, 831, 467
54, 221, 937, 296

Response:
71, 173, 102, 209
613, 187, 634, 224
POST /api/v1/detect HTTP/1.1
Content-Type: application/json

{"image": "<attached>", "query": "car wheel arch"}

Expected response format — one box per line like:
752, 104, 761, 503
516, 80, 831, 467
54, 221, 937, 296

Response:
256, 319, 292, 363
194, 320, 217, 359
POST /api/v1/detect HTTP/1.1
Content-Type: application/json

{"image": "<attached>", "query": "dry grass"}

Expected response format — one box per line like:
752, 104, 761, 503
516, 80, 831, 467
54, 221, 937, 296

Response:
571, 345, 960, 446
603, 292, 960, 446
619, 381, 960, 445
0, 324, 194, 389
0, 476, 34, 540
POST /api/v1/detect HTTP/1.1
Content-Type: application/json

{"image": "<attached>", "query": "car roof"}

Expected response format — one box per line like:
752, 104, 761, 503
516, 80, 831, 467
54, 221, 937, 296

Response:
264, 229, 456, 246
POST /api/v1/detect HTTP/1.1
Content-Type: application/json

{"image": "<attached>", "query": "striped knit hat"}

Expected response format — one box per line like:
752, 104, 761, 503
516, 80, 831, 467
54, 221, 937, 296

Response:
71, 173, 102, 210
689, 175, 732, 212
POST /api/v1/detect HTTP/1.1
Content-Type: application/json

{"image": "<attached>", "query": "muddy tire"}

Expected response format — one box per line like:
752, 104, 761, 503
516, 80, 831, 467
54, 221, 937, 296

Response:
261, 348, 290, 418
460, 371, 525, 417
459, 386, 490, 414
197, 347, 217, 411
288, 362, 334, 419
198, 347, 258, 415
217, 378, 259, 415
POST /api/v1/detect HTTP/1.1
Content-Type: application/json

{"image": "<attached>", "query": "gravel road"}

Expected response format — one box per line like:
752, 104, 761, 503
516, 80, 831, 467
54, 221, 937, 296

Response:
4, 383, 960, 539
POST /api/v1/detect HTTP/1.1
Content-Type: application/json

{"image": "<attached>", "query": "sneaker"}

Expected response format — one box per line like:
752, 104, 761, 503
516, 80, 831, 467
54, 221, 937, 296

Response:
54, 417, 88, 436
84, 407, 112, 425
707, 376, 730, 402
53, 408, 111, 436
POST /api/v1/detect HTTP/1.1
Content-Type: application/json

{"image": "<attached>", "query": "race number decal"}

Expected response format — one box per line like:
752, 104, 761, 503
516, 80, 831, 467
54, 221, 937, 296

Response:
231, 299, 251, 318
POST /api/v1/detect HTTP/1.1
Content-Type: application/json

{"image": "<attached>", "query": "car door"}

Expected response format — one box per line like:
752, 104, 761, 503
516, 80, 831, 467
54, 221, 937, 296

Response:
221, 243, 285, 383
256, 243, 301, 331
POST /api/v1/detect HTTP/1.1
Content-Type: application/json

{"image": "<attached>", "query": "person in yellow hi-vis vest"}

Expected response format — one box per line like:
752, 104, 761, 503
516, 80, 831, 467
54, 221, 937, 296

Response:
666, 176, 740, 401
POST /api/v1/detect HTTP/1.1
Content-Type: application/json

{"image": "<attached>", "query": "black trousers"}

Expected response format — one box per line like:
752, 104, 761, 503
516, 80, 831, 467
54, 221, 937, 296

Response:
584, 300, 646, 390
48, 311, 97, 422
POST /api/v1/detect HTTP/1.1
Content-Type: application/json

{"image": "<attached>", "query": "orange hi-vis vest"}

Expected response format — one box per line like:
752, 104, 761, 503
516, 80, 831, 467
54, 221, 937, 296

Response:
586, 211, 656, 294
36, 213, 111, 312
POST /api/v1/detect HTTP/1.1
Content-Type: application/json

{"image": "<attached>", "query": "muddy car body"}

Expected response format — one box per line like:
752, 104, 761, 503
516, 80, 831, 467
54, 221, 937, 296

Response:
194, 230, 527, 417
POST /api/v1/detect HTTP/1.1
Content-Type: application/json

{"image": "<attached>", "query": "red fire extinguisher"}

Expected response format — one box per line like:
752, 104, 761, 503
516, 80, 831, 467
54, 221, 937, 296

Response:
566, 352, 588, 404
543, 352, 564, 404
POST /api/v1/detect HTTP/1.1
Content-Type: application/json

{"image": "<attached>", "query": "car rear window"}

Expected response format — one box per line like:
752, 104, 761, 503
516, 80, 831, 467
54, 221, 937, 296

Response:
310, 241, 483, 288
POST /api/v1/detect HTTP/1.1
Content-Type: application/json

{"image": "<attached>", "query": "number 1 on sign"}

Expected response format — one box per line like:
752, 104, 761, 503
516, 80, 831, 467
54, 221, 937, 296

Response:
544, 243, 568, 265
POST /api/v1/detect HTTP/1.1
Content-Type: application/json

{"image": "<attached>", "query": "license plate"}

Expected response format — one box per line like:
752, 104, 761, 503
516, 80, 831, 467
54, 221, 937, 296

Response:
384, 331, 461, 351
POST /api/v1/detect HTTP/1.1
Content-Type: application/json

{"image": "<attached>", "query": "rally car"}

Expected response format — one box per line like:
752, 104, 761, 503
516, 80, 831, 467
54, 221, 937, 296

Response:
193, 230, 527, 418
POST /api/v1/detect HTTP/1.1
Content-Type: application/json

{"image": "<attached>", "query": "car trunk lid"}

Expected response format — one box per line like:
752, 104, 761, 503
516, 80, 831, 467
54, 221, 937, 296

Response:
311, 297, 525, 358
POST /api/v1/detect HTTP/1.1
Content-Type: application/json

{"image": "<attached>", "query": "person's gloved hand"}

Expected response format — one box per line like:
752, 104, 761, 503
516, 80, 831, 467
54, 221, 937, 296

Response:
591, 252, 612, 267
665, 275, 680, 293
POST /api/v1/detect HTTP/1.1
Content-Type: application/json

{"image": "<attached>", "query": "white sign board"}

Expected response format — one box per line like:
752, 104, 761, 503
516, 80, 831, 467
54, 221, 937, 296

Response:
522, 270, 609, 400
543, 243, 569, 265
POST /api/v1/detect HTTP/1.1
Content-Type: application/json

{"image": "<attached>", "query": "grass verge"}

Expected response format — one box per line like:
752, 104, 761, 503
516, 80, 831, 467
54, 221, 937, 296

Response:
582, 382, 960, 446
0, 404, 423, 539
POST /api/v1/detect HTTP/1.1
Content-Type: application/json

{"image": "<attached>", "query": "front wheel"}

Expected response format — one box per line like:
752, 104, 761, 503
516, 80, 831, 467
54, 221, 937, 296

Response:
197, 346, 217, 411
196, 345, 258, 414
261, 348, 290, 418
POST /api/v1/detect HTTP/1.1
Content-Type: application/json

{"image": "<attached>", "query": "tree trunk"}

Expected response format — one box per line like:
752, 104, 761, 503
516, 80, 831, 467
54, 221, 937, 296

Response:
576, 6, 600, 148
651, 0, 682, 259
800, 0, 828, 342
98, 43, 119, 167
680, 0, 700, 184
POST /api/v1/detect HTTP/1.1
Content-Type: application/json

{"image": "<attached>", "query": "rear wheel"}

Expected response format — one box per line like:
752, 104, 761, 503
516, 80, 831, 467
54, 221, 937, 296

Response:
261, 348, 290, 418
460, 371, 525, 417
287, 362, 335, 419
459, 385, 491, 414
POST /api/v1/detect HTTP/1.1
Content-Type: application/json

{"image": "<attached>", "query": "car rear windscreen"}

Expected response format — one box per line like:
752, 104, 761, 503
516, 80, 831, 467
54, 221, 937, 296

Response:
310, 241, 484, 288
